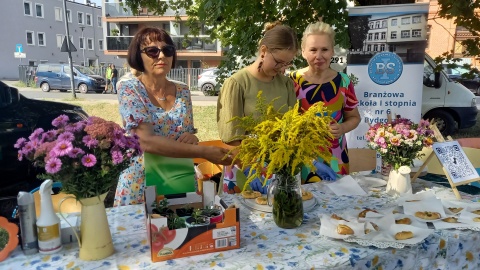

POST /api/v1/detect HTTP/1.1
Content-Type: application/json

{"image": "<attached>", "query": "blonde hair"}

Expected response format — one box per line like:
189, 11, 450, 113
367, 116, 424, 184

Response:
259, 21, 299, 52
301, 22, 335, 50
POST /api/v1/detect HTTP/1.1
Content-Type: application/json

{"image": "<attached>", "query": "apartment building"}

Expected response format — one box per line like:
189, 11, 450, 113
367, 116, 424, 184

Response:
0, 0, 123, 80
102, 1, 224, 69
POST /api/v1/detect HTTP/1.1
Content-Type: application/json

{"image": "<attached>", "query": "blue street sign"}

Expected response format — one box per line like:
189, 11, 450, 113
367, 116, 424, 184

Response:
16, 44, 23, 53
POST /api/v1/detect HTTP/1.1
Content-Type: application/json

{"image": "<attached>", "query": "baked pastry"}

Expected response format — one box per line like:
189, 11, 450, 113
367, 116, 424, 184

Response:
395, 218, 412, 225
406, 199, 420, 202
370, 222, 379, 231
331, 214, 347, 221
336, 224, 354, 235
301, 191, 313, 201
255, 197, 268, 205
358, 208, 378, 218
448, 207, 463, 213
471, 209, 480, 215
472, 217, 480, 222
414, 211, 441, 220
442, 217, 459, 223
364, 229, 371, 234
241, 190, 261, 199
395, 231, 414, 240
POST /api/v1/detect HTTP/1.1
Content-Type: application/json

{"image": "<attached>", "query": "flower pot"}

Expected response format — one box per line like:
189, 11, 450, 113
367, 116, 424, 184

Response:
175, 208, 194, 217
202, 208, 223, 224
268, 172, 303, 229
59, 192, 114, 261
185, 215, 210, 227
386, 166, 413, 196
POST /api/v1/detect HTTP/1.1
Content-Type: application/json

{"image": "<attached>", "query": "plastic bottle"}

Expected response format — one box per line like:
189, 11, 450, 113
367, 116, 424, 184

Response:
17, 191, 39, 255
36, 179, 62, 254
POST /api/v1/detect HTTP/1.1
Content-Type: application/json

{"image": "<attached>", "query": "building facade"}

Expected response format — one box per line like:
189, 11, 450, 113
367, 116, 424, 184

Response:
0, 0, 124, 80
102, 1, 224, 70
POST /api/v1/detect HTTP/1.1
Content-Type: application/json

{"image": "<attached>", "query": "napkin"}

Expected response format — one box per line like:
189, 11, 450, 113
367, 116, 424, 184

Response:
325, 175, 367, 196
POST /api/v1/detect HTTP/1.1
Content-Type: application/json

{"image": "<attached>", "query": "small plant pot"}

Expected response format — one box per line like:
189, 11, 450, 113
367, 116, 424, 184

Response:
185, 215, 210, 228
202, 209, 223, 224
152, 208, 174, 217
176, 208, 194, 217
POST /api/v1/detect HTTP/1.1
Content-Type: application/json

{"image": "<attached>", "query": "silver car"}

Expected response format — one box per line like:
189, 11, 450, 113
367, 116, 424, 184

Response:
198, 68, 219, 96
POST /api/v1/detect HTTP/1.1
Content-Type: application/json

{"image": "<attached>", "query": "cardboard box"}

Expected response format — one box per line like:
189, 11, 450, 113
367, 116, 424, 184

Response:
144, 181, 241, 262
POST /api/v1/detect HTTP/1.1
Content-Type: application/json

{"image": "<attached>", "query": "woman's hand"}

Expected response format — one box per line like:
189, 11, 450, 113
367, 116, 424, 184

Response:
329, 122, 344, 139
177, 132, 199, 145
203, 146, 233, 165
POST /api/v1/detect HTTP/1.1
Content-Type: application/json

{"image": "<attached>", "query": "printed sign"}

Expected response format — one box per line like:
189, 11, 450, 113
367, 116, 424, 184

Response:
432, 141, 479, 184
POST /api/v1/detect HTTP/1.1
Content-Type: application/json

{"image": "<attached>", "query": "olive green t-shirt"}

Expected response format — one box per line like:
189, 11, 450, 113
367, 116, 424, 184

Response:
217, 68, 296, 143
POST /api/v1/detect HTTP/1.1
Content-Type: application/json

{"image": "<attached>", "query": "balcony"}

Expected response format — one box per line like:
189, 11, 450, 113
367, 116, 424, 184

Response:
106, 36, 218, 52
104, 2, 186, 18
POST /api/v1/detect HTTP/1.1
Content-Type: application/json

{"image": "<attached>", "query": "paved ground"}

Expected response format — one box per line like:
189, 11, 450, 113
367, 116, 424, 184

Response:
2, 80, 218, 106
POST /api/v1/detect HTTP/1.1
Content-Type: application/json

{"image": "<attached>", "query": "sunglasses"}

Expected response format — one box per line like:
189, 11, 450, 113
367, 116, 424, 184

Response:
141, 45, 176, 58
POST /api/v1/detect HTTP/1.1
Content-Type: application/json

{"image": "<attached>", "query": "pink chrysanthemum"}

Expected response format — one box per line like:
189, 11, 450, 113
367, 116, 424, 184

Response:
111, 150, 123, 165
53, 140, 73, 156
81, 154, 97, 167
14, 138, 27, 149
82, 135, 98, 148
45, 157, 62, 174
52, 114, 70, 128
68, 147, 85, 158
58, 131, 75, 142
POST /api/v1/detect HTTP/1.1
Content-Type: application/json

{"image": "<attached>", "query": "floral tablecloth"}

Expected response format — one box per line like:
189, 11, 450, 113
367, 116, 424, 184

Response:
3, 179, 480, 270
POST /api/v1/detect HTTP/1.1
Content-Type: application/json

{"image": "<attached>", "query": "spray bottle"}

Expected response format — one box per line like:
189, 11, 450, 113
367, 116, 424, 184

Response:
36, 179, 62, 254
17, 191, 38, 255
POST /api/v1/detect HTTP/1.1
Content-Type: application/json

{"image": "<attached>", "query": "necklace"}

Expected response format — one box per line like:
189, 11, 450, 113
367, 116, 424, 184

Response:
152, 91, 166, 101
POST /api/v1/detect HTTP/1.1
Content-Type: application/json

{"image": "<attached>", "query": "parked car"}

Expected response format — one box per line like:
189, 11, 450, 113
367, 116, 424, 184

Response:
0, 81, 88, 219
198, 68, 220, 96
35, 64, 106, 94
442, 64, 480, 96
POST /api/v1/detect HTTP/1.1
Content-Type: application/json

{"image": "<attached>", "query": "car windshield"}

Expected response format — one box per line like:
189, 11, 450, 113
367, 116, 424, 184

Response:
74, 66, 96, 75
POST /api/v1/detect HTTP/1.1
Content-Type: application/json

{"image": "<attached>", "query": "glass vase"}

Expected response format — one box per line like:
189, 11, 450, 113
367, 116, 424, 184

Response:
267, 171, 303, 229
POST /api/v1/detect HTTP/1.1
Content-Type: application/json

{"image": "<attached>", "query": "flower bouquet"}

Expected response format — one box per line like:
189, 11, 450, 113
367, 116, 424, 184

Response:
14, 114, 142, 261
231, 92, 333, 228
15, 115, 142, 199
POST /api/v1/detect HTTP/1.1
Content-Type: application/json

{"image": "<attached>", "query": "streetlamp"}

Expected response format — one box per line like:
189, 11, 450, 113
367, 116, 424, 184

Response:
79, 26, 86, 66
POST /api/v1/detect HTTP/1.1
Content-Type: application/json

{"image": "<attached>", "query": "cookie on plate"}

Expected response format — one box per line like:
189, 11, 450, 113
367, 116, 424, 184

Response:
302, 191, 313, 201
448, 207, 463, 214
395, 231, 413, 240
255, 197, 268, 205
414, 211, 441, 220
337, 224, 354, 235
442, 217, 459, 223
471, 209, 480, 215
395, 218, 412, 225
358, 208, 378, 218
473, 217, 480, 222
241, 190, 261, 199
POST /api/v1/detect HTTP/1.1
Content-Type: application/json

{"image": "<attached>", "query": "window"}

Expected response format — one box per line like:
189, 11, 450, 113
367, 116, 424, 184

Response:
26, 31, 34, 45
412, 29, 422, 38
87, 38, 94, 50
391, 31, 397, 39
66, 10, 72, 23
382, 21, 386, 28
55, 7, 62, 21
368, 33, 372, 41
391, 19, 397, 26
401, 30, 410, 38
35, 3, 43, 18
380, 44, 385, 51
367, 44, 371, 51
97, 16, 102, 27
98, 39, 103, 50
374, 33, 379, 40
78, 12, 84, 25
56, 34, 63, 48
368, 22, 374, 29
86, 14, 92, 26
401, 17, 410, 25
37, 32, 45, 46
79, 37, 85, 49
373, 44, 378, 51
412, 16, 421, 24
375, 21, 380, 29
381, 32, 386, 39
24, 1, 32, 16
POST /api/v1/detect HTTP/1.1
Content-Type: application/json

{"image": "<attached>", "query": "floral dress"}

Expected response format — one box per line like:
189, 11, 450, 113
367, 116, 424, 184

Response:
289, 72, 358, 177
113, 78, 195, 206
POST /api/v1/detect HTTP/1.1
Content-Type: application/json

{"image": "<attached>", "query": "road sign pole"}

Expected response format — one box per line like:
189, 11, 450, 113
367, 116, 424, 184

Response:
63, 0, 76, 99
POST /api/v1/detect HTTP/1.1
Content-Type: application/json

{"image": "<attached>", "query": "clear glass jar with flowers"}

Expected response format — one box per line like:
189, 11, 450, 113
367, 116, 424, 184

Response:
14, 114, 142, 260
231, 92, 333, 228
365, 117, 435, 195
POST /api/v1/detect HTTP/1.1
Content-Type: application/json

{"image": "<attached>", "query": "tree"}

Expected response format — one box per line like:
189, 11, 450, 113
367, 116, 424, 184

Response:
123, 0, 480, 79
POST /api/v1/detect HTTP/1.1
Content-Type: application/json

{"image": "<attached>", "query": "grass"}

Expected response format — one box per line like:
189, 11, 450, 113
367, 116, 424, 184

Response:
59, 99, 219, 141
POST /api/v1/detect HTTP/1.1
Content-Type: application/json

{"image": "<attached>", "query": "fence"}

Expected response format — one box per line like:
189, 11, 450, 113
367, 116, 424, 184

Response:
18, 65, 203, 90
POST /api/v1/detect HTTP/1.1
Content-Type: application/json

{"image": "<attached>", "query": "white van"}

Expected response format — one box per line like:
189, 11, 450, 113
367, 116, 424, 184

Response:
422, 54, 478, 135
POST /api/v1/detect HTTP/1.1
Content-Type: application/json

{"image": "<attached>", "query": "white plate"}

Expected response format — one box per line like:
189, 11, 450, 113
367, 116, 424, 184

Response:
240, 196, 317, 213
358, 177, 387, 188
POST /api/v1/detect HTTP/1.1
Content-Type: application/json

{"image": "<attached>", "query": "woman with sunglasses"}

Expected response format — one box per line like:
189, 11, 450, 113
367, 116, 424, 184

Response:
289, 21, 361, 182
113, 27, 232, 206
217, 21, 299, 194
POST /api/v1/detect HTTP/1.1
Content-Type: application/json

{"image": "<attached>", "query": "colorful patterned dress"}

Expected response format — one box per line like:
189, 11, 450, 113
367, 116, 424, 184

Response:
289, 72, 359, 178
113, 78, 195, 206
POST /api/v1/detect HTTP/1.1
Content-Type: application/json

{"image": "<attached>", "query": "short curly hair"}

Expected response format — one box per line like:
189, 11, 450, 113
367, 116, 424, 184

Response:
127, 27, 177, 72
301, 22, 335, 50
